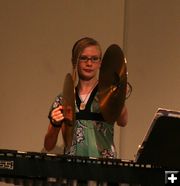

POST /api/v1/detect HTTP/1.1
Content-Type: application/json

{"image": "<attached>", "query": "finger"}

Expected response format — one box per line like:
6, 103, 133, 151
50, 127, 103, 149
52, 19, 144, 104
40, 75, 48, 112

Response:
53, 105, 64, 115
53, 113, 64, 122
52, 110, 64, 119
52, 106, 63, 114
59, 105, 64, 110
53, 106, 61, 112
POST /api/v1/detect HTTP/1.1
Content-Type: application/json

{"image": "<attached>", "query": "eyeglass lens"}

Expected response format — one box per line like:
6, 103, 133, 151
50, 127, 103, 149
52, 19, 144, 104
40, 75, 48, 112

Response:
79, 56, 101, 63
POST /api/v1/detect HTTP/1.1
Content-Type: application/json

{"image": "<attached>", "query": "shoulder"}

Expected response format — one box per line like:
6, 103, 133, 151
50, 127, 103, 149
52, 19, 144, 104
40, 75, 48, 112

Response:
51, 93, 63, 109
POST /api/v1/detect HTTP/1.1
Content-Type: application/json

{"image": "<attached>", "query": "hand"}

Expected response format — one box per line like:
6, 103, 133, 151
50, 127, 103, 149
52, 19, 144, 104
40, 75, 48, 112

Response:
51, 105, 64, 124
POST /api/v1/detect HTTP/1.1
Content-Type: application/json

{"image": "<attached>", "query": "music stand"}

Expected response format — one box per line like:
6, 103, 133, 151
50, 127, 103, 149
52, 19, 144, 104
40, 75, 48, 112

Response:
135, 108, 180, 169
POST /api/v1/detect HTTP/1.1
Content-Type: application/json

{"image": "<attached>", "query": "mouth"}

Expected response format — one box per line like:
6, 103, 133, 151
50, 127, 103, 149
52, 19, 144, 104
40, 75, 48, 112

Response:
84, 69, 93, 73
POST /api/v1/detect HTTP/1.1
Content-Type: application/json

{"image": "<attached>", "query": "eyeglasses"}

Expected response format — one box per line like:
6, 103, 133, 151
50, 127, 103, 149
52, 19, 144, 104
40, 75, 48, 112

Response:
79, 56, 101, 63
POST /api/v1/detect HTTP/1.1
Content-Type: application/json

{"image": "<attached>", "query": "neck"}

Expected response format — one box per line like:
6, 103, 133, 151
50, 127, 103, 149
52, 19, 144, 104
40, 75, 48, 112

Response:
78, 78, 98, 94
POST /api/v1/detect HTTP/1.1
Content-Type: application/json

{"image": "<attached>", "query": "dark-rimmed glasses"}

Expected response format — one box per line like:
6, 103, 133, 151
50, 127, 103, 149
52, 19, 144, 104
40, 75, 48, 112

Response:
79, 56, 101, 63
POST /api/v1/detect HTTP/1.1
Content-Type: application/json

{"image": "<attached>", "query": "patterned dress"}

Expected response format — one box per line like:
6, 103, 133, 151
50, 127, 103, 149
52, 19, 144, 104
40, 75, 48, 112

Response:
49, 85, 116, 158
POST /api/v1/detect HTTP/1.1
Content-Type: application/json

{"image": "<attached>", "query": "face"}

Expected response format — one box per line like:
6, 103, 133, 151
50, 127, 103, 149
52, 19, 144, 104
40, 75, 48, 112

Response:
77, 45, 101, 81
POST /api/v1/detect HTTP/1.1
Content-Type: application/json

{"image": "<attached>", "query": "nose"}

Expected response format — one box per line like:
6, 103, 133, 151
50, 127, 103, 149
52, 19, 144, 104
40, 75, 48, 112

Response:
86, 59, 93, 65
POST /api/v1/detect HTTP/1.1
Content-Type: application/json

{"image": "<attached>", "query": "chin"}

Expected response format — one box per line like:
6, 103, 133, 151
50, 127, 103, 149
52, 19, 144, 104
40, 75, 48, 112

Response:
79, 74, 94, 81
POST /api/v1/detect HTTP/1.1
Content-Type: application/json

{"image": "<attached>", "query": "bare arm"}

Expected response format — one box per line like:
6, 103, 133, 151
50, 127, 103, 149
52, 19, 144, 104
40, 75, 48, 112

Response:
44, 124, 61, 151
44, 105, 64, 151
116, 105, 128, 127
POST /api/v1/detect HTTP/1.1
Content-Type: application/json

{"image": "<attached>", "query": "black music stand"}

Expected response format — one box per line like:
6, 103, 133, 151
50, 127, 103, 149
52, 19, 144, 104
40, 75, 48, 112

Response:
135, 108, 180, 169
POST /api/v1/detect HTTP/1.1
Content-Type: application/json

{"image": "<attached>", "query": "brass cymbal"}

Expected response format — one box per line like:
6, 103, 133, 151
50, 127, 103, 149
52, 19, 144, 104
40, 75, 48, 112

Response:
98, 44, 127, 123
62, 73, 75, 148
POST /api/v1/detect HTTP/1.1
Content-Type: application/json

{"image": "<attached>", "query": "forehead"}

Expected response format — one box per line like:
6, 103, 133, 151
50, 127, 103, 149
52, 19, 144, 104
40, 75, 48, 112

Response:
81, 45, 101, 56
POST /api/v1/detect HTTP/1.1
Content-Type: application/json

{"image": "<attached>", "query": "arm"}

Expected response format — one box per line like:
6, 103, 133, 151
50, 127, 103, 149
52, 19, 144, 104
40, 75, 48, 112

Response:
44, 123, 61, 151
116, 105, 128, 127
44, 105, 64, 151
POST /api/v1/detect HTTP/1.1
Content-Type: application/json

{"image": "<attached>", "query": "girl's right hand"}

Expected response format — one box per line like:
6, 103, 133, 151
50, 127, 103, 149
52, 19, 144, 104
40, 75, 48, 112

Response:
51, 105, 64, 123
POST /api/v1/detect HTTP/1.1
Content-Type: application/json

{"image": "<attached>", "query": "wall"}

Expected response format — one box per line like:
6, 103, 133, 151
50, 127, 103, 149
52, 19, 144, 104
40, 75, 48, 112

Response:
121, 0, 180, 160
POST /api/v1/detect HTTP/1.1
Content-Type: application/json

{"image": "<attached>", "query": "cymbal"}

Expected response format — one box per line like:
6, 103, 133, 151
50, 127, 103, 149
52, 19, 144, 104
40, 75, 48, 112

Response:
98, 44, 127, 123
62, 73, 75, 148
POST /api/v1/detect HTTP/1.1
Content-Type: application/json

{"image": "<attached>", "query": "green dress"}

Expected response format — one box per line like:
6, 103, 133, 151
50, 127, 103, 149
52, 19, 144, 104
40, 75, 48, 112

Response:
49, 85, 116, 158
